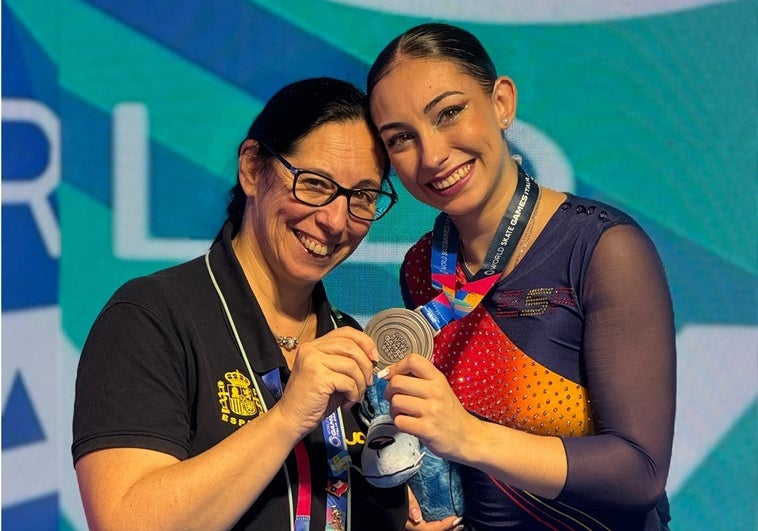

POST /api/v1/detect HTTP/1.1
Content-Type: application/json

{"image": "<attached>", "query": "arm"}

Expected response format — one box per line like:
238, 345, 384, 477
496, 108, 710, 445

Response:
76, 406, 301, 531
559, 223, 676, 509
74, 303, 378, 530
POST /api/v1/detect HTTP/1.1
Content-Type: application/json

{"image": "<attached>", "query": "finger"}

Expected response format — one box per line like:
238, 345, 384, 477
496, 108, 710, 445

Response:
388, 389, 427, 416
384, 370, 441, 405
313, 331, 379, 382
287, 350, 369, 412
378, 353, 437, 381
407, 486, 422, 524
317, 357, 369, 404
401, 353, 439, 378
405, 487, 461, 530
338, 342, 379, 385
326, 327, 380, 364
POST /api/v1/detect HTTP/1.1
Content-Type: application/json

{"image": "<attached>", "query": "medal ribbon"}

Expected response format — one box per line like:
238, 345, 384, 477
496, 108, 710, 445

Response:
419, 168, 539, 331
262, 369, 351, 531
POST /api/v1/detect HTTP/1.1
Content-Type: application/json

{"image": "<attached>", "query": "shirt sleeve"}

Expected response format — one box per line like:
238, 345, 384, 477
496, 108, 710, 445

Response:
72, 291, 193, 464
559, 223, 676, 512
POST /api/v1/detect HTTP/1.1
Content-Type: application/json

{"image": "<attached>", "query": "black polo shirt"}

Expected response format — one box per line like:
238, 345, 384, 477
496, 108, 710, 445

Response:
72, 221, 407, 530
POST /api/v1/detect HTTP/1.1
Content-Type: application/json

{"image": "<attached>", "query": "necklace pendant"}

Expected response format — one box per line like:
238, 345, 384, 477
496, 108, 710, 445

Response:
278, 336, 298, 351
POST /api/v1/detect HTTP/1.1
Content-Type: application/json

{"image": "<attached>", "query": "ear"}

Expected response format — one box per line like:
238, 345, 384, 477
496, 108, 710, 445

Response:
238, 138, 264, 197
492, 76, 517, 128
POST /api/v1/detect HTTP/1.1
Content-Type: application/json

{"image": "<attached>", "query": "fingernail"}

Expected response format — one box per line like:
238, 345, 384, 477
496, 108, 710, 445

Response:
453, 516, 463, 526
376, 367, 390, 380
452, 525, 464, 531
371, 347, 380, 362
409, 507, 422, 524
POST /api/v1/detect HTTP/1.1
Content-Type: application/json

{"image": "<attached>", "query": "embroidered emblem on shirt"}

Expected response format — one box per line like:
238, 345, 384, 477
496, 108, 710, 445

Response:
217, 369, 263, 426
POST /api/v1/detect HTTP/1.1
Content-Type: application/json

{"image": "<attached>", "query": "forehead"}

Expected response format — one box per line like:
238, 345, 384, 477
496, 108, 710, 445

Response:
371, 58, 482, 115
292, 120, 384, 185
394, 55, 471, 78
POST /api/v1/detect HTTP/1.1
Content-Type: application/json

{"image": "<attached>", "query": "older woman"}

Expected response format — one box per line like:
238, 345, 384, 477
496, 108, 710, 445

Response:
72, 77, 406, 530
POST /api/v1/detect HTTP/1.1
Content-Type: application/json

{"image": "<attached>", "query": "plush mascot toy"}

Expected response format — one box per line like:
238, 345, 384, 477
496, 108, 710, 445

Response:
360, 377, 464, 522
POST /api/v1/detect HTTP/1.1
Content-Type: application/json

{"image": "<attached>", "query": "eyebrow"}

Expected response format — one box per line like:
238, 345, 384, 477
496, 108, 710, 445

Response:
302, 167, 382, 189
424, 91, 464, 114
378, 90, 465, 134
351, 177, 384, 189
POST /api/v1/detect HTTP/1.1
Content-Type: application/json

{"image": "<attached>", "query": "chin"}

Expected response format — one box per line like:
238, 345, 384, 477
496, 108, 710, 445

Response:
297, 256, 341, 282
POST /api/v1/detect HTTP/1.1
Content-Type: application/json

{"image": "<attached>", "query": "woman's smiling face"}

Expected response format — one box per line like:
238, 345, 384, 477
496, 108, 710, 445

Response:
244, 119, 385, 287
370, 57, 515, 218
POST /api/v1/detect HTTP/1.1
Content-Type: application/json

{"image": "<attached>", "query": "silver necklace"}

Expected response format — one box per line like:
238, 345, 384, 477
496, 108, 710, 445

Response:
276, 298, 312, 351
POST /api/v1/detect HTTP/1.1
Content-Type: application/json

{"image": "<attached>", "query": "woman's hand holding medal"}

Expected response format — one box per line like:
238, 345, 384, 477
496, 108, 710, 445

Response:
276, 326, 379, 437
365, 305, 470, 464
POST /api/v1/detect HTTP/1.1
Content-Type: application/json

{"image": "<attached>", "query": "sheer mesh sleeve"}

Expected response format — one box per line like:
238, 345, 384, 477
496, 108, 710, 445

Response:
559, 223, 676, 512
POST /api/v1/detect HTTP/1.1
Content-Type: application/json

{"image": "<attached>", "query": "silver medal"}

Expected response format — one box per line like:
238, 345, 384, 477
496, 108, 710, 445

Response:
364, 308, 435, 371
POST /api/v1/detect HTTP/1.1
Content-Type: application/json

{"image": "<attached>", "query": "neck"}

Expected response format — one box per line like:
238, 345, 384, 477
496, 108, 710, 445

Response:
232, 229, 314, 318
231, 226, 316, 367
453, 159, 520, 266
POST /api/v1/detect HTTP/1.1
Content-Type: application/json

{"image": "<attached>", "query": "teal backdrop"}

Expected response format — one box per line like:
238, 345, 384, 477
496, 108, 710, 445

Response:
2, 0, 756, 529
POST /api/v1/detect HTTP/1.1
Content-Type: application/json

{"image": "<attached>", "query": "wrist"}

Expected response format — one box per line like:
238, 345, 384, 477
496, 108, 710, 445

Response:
258, 404, 309, 446
455, 415, 489, 466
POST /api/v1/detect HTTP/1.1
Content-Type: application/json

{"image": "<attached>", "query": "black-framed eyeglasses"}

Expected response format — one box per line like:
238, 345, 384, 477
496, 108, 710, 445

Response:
259, 141, 398, 221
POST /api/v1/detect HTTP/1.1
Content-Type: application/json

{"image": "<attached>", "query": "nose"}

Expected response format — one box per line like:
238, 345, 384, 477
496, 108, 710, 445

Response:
418, 131, 449, 170
314, 193, 350, 233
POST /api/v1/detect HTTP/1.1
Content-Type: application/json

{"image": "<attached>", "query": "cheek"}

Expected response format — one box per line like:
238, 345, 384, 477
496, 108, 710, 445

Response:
263, 188, 300, 215
388, 154, 419, 186
349, 224, 371, 244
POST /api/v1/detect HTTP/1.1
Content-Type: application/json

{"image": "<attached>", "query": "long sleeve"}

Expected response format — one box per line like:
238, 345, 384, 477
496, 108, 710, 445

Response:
559, 223, 676, 511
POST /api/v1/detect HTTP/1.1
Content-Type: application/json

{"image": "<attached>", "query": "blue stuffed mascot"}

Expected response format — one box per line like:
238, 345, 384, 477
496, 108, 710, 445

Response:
360, 377, 464, 522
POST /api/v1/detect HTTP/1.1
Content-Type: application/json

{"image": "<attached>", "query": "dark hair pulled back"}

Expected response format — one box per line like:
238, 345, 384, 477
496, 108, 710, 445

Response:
367, 23, 498, 97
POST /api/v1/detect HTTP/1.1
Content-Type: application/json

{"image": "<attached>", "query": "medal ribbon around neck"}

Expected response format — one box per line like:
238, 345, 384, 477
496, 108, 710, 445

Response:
419, 167, 539, 331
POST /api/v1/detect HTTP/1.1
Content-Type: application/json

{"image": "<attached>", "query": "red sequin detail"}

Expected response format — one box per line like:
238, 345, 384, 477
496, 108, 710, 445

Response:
404, 234, 593, 436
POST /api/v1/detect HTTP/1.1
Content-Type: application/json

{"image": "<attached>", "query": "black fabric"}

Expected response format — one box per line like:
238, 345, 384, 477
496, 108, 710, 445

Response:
72, 221, 407, 531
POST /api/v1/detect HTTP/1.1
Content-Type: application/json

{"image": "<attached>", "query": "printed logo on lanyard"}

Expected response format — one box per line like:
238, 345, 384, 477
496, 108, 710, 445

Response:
262, 368, 352, 531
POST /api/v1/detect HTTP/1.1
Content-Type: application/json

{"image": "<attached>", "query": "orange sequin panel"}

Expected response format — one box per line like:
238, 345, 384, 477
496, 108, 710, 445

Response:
433, 306, 593, 437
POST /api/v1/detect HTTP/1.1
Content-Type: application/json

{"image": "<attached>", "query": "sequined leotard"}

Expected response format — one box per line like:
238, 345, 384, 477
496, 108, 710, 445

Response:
400, 194, 675, 530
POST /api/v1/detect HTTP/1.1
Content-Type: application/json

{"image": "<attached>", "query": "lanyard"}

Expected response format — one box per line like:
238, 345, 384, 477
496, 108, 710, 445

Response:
419, 168, 539, 331
262, 369, 351, 531
205, 251, 350, 531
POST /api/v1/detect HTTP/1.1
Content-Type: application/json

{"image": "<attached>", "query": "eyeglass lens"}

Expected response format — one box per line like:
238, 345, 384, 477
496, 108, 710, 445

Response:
294, 172, 392, 220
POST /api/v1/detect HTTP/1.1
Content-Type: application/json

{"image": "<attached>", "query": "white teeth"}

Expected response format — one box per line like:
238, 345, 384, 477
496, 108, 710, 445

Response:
298, 233, 330, 256
430, 162, 472, 190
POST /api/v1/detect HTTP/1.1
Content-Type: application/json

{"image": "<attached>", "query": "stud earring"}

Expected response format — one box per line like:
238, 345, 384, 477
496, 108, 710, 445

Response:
503, 117, 511, 128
